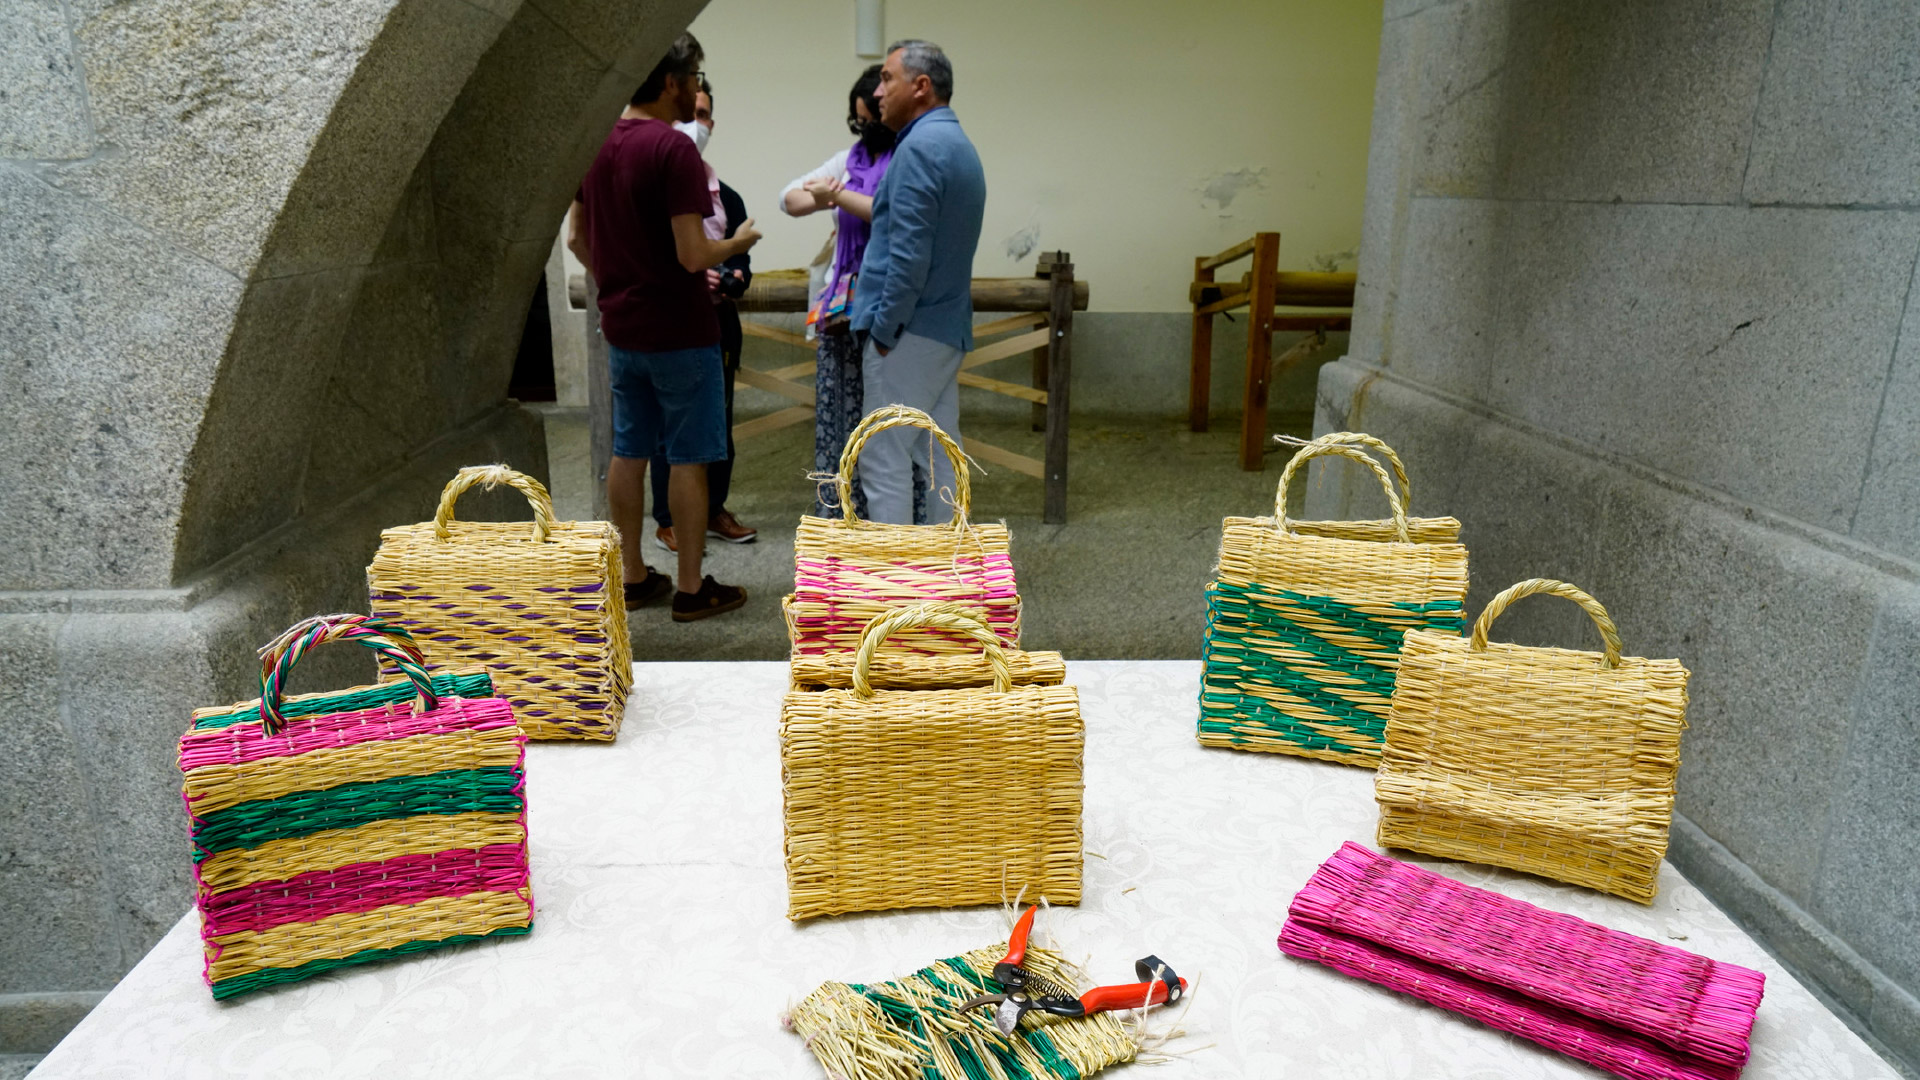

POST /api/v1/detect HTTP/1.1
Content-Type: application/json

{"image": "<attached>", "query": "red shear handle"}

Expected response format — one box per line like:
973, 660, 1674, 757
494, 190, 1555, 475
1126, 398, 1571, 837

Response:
1002, 906, 1038, 968
1078, 976, 1186, 1014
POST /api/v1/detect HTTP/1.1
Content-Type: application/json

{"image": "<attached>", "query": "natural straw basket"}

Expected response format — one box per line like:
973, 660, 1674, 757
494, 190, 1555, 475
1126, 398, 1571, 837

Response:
788, 937, 1136, 1080
781, 604, 1082, 920
788, 406, 1020, 657
1280, 843, 1762, 1080
1198, 435, 1469, 766
178, 614, 531, 999
789, 603, 1065, 691
1375, 579, 1690, 903
368, 465, 632, 741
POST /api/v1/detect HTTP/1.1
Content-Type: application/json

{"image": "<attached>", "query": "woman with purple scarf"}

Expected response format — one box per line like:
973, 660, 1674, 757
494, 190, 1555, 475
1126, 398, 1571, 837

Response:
779, 65, 897, 519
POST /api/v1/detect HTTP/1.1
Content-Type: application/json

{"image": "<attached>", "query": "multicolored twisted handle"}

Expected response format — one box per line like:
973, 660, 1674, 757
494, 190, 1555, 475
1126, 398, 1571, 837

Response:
255, 614, 439, 735
1274, 439, 1411, 542
851, 603, 1012, 697
432, 464, 556, 544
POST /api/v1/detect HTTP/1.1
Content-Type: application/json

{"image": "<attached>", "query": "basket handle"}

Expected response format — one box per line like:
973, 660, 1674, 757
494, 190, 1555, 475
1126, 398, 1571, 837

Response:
835, 406, 971, 524
432, 465, 556, 544
255, 614, 439, 735
1287, 432, 1412, 509
851, 603, 1011, 698
1470, 579, 1624, 670
1274, 440, 1410, 542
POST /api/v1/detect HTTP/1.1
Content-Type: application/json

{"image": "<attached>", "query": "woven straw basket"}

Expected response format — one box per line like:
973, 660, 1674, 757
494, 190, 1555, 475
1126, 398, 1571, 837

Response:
1375, 579, 1690, 903
788, 406, 1020, 657
1198, 434, 1469, 766
790, 937, 1136, 1080
1281, 843, 1763, 1080
368, 465, 632, 741
781, 604, 1081, 920
178, 614, 531, 999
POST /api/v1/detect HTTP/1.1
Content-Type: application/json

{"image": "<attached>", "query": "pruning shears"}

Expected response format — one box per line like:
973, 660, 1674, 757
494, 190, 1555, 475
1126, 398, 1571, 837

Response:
957, 906, 1187, 1036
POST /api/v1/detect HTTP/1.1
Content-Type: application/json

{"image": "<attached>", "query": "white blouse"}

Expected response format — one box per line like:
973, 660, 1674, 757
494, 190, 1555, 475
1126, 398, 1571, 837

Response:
777, 147, 854, 337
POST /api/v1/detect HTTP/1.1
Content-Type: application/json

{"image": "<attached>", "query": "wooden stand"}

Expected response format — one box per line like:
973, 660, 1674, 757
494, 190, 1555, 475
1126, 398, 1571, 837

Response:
723, 257, 1090, 523
1187, 232, 1355, 470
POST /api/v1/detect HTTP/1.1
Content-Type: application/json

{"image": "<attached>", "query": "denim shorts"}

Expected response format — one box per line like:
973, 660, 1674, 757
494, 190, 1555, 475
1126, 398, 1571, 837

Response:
609, 343, 728, 464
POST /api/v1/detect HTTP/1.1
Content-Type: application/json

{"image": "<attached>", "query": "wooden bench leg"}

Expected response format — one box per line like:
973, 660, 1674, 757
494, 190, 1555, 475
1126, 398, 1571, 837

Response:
1189, 258, 1214, 432
1031, 337, 1049, 432
1044, 260, 1075, 524
1239, 232, 1280, 471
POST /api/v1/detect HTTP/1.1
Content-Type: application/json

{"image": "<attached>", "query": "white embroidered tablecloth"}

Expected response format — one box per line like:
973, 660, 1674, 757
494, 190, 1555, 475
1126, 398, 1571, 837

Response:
33, 661, 1898, 1079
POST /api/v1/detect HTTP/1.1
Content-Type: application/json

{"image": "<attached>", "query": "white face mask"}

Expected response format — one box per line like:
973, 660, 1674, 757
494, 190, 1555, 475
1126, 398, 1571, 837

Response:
674, 119, 711, 156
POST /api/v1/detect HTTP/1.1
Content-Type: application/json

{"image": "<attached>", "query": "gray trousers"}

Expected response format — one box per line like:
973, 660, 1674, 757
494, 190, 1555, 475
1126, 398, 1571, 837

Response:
860, 330, 964, 525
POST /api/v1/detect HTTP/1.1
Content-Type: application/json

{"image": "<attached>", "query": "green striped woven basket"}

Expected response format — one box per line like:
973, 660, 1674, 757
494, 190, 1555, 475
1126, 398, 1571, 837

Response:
1197, 434, 1470, 766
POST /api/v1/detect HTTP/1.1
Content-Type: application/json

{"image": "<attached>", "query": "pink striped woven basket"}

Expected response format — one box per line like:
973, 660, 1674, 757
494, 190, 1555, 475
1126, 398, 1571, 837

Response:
1279, 843, 1765, 1080
178, 614, 533, 999
788, 406, 1020, 657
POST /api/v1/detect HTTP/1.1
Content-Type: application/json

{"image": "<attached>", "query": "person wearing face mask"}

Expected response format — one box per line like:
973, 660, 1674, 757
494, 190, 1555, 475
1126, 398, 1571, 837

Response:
778, 64, 901, 520
652, 77, 758, 553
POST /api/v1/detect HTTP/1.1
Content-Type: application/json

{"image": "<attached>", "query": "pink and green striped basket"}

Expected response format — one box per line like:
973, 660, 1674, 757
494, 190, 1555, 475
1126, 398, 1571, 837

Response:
177, 613, 533, 999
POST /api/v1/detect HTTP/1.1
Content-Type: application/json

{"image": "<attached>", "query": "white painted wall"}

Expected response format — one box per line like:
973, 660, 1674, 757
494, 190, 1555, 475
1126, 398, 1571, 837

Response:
687, 0, 1382, 312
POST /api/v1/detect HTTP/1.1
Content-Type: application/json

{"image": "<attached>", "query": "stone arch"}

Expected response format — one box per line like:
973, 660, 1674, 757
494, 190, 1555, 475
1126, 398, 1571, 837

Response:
174, 0, 707, 579
0, 0, 702, 995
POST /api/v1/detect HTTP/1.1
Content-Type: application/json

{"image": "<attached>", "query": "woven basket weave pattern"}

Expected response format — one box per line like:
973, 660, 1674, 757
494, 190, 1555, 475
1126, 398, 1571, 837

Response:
790, 406, 1022, 657
368, 465, 632, 741
789, 647, 1065, 692
1376, 579, 1689, 903
178, 615, 531, 999
1199, 436, 1468, 766
789, 601, 1064, 691
1280, 843, 1761, 1080
789, 941, 1135, 1080
781, 606, 1082, 920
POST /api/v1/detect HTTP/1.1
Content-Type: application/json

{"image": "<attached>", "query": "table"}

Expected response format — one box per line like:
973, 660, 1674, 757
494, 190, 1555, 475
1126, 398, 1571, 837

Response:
35, 662, 1898, 1078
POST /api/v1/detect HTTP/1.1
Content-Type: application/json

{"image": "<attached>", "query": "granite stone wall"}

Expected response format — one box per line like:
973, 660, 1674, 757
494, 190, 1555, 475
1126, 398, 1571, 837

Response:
1309, 1, 1920, 1070
0, 0, 707, 1012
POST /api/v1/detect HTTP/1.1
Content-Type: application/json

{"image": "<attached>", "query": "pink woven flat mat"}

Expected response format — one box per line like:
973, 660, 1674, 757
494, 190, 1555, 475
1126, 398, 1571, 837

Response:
1279, 843, 1765, 1080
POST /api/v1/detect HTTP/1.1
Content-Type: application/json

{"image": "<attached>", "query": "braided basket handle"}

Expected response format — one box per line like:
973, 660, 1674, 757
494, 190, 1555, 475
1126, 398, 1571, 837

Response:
851, 603, 1011, 698
1290, 432, 1412, 509
1274, 440, 1410, 542
255, 614, 439, 735
835, 406, 971, 524
432, 465, 556, 544
1470, 579, 1624, 670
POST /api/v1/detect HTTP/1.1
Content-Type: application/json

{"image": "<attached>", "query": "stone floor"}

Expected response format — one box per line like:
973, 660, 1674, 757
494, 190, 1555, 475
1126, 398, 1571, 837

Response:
537, 391, 1318, 662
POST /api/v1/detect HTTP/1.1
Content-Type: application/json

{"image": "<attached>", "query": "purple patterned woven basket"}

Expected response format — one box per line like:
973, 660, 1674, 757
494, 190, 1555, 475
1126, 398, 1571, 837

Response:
1279, 843, 1765, 1080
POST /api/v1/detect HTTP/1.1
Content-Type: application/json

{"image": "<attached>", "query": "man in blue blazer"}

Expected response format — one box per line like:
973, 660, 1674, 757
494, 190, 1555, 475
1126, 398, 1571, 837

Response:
850, 40, 987, 525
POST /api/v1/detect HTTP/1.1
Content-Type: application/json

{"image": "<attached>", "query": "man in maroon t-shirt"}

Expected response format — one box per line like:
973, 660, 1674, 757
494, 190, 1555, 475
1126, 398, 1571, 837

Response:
569, 32, 759, 622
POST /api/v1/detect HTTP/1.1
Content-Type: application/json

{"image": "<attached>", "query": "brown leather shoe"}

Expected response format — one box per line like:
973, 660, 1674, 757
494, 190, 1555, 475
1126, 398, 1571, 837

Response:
653, 526, 678, 553
706, 510, 757, 544
671, 576, 748, 622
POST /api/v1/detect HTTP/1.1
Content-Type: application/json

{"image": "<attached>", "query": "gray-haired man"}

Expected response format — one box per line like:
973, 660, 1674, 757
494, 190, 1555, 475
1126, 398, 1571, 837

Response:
849, 40, 988, 524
